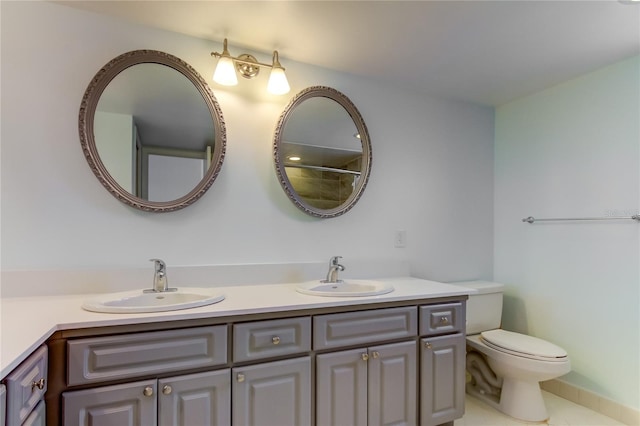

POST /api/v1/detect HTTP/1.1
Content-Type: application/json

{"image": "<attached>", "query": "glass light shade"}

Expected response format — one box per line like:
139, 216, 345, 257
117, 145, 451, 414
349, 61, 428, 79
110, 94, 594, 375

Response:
267, 67, 290, 95
213, 56, 238, 86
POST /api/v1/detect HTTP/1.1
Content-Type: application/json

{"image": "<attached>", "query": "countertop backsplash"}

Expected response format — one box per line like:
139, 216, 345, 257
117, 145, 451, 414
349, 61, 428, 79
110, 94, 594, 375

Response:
0, 259, 410, 298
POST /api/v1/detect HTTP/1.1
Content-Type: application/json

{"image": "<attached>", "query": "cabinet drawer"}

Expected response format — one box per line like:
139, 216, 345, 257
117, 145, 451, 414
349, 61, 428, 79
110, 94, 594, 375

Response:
314, 306, 417, 350
67, 325, 227, 386
233, 317, 311, 362
5, 345, 47, 426
420, 302, 464, 336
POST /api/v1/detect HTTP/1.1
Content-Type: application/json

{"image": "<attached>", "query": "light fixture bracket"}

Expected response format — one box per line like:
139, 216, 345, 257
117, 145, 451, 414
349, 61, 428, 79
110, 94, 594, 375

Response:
236, 54, 260, 79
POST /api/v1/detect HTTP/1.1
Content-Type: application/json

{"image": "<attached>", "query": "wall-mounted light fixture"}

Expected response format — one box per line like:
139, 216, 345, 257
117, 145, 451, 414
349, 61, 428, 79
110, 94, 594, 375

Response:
211, 38, 290, 95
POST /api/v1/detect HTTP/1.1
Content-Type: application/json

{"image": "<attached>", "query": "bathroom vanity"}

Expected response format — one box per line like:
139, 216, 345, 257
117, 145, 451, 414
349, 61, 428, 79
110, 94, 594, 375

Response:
0, 278, 470, 426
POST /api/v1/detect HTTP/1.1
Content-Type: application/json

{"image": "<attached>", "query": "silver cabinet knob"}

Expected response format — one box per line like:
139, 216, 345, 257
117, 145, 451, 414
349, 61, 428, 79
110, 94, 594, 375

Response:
143, 386, 154, 397
31, 378, 45, 392
425, 342, 432, 349
372, 351, 380, 359
272, 336, 281, 345
162, 385, 172, 395
440, 316, 449, 324
237, 373, 245, 383
361, 353, 369, 361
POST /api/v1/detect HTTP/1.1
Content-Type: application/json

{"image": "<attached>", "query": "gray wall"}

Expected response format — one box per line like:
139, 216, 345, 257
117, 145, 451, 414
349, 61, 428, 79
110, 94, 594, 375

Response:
0, 1, 494, 284
494, 56, 639, 410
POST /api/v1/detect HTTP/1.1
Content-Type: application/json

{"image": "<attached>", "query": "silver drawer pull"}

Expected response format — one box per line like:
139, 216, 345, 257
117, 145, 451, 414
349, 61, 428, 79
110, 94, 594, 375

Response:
440, 316, 449, 324
272, 336, 281, 345
143, 386, 154, 397
237, 373, 245, 383
31, 378, 45, 392
162, 385, 172, 395
372, 351, 380, 359
361, 353, 369, 361
425, 342, 432, 349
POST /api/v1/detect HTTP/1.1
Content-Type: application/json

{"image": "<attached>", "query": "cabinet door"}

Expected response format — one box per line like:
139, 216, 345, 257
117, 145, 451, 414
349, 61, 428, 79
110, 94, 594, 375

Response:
0, 384, 5, 426
316, 348, 368, 426
233, 356, 311, 426
159, 369, 230, 426
63, 380, 157, 426
420, 334, 465, 426
22, 400, 46, 426
5, 345, 47, 426
368, 341, 417, 426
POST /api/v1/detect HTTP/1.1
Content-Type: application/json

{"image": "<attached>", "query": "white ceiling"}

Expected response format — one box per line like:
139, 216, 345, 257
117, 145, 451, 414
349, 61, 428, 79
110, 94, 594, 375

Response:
57, 0, 640, 106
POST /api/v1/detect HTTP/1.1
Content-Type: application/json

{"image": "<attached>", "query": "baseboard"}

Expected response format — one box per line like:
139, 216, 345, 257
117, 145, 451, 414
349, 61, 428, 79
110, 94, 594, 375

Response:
541, 379, 640, 426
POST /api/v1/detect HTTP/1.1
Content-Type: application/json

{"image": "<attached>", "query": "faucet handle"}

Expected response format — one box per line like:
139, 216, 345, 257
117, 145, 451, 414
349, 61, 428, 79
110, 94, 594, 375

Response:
329, 256, 343, 266
149, 258, 166, 274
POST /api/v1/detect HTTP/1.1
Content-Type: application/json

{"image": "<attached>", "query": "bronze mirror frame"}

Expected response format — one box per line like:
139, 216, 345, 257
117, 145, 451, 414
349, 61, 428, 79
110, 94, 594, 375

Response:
273, 86, 372, 218
79, 50, 226, 212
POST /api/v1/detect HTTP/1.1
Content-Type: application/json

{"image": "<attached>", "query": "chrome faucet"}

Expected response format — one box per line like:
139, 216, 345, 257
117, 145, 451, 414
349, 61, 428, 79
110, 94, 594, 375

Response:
324, 256, 345, 284
146, 258, 176, 293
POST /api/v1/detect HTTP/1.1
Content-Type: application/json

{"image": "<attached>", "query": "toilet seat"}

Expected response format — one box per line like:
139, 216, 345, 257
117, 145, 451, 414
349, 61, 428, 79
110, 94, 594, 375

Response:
480, 329, 568, 362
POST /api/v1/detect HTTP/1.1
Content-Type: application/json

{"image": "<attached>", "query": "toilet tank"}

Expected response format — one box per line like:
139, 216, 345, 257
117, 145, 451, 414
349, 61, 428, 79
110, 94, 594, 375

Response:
452, 281, 504, 335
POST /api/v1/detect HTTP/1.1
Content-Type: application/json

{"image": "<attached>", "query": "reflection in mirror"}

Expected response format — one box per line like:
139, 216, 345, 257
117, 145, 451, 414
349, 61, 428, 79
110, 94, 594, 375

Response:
95, 64, 215, 202
274, 87, 371, 218
282, 97, 362, 209
80, 50, 226, 212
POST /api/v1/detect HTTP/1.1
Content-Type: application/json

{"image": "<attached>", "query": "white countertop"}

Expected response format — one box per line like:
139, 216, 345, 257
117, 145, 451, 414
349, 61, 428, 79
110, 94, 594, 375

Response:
0, 277, 472, 378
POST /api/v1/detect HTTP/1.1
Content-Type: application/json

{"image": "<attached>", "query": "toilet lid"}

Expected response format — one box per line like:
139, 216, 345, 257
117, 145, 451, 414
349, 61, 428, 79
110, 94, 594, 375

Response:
480, 329, 568, 361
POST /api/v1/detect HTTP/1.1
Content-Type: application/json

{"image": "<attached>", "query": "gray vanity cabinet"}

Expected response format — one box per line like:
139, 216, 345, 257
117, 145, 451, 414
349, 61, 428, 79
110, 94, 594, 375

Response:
232, 356, 311, 426
419, 302, 466, 426
316, 341, 417, 426
46, 299, 468, 426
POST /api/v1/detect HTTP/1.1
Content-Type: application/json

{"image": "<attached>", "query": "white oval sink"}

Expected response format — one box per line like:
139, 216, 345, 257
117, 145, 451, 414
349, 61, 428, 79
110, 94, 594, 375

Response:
296, 279, 394, 297
82, 288, 225, 313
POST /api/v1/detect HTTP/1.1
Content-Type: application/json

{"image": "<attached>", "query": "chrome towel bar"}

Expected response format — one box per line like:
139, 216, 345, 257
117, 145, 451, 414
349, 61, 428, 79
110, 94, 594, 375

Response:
522, 215, 640, 223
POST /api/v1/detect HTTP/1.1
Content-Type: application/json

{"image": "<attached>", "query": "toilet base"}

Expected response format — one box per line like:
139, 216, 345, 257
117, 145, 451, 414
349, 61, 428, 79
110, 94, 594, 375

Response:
466, 377, 549, 423
499, 377, 548, 422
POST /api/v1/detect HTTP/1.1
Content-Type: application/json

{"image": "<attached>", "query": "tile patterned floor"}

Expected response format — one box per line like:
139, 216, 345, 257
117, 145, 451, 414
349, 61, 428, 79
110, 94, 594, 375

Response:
455, 391, 625, 426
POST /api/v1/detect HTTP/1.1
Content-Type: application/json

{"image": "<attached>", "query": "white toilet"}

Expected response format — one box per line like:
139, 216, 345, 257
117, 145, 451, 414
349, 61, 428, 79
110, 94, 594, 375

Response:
454, 281, 570, 422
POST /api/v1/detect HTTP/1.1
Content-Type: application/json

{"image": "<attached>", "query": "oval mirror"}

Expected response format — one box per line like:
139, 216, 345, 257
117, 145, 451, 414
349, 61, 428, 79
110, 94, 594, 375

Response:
79, 50, 226, 212
274, 86, 372, 218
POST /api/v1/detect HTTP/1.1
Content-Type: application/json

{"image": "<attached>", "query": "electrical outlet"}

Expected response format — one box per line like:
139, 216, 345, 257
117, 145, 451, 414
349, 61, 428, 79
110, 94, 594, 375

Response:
394, 230, 406, 248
